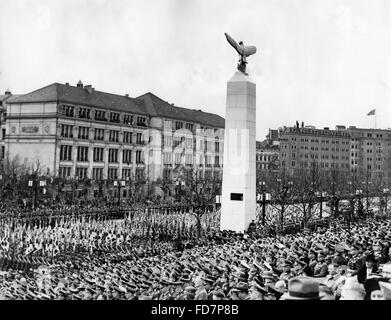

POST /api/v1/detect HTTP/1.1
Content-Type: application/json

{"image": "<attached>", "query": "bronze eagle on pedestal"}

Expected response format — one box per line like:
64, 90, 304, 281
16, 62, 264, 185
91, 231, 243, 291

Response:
224, 33, 257, 75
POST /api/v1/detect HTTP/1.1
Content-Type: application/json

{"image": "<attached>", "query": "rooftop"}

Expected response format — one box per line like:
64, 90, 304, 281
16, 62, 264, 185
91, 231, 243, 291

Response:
8, 83, 225, 128
137, 92, 225, 128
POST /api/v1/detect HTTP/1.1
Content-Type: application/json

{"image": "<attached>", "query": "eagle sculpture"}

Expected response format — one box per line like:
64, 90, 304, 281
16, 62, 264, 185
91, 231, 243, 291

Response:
224, 33, 257, 75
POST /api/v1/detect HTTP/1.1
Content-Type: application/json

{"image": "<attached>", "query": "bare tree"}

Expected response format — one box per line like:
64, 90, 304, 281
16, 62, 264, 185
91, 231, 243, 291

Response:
265, 167, 295, 228
180, 165, 221, 239
292, 160, 323, 225
324, 164, 349, 218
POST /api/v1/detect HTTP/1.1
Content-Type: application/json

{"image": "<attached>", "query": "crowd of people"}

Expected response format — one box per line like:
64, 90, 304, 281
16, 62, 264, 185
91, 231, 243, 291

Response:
0, 208, 390, 300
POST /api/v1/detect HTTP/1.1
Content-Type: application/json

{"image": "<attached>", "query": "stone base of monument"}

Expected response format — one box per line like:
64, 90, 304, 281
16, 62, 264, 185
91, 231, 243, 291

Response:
220, 71, 256, 233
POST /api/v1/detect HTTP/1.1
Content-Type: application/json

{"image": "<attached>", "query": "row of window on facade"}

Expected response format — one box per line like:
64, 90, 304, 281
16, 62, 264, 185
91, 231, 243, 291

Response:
163, 120, 220, 135
59, 105, 147, 126
163, 135, 220, 151
290, 137, 350, 144
60, 125, 145, 144
256, 154, 276, 162
285, 161, 350, 169
162, 152, 220, 166
58, 166, 145, 180
60, 145, 143, 163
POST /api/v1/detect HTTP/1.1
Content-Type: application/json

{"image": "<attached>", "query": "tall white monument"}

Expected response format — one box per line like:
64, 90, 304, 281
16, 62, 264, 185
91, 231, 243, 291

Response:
220, 33, 257, 232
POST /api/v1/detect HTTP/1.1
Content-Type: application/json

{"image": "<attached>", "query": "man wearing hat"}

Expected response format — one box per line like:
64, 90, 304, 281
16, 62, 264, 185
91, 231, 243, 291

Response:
313, 254, 328, 278
281, 277, 320, 300
357, 253, 379, 284
232, 282, 250, 300
193, 275, 207, 300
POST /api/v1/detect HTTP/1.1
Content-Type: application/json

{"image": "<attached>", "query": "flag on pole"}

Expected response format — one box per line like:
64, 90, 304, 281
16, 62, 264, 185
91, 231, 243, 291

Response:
367, 109, 376, 116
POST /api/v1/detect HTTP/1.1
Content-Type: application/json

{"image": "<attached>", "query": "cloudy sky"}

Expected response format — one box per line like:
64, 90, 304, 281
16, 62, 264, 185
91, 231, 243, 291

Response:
0, 0, 391, 139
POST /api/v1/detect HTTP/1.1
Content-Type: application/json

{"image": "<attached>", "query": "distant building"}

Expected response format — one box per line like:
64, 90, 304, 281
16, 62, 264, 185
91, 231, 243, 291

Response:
278, 124, 391, 184
256, 139, 279, 173
5, 82, 224, 198
346, 126, 391, 182
278, 125, 351, 174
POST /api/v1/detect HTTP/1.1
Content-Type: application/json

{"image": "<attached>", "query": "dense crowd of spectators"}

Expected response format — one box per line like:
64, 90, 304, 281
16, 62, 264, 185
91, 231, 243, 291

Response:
0, 210, 390, 300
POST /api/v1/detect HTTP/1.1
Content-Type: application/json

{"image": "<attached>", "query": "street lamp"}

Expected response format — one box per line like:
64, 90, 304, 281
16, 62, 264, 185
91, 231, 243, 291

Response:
258, 181, 266, 225
114, 179, 126, 216
28, 178, 46, 209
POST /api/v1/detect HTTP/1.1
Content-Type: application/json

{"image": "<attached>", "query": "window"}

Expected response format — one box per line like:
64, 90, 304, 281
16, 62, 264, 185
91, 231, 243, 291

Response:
60, 105, 74, 117
123, 149, 132, 164
108, 168, 118, 180
163, 152, 172, 164
92, 168, 103, 180
136, 150, 143, 164
0, 146, 4, 160
123, 114, 133, 125
164, 120, 172, 130
175, 153, 182, 164
108, 149, 118, 163
136, 132, 143, 144
109, 130, 119, 142
93, 147, 104, 162
215, 138, 220, 152
122, 168, 132, 179
2, 128, 5, 140
185, 123, 194, 132
110, 112, 120, 123
123, 131, 132, 144
60, 145, 72, 161
78, 108, 90, 119
205, 155, 212, 167
136, 116, 147, 127
78, 126, 89, 140
75, 167, 88, 180
175, 121, 183, 130
59, 167, 71, 178
77, 146, 89, 162
94, 128, 105, 141
164, 135, 172, 147
214, 155, 220, 167
95, 110, 107, 121
135, 168, 145, 180
60, 124, 73, 138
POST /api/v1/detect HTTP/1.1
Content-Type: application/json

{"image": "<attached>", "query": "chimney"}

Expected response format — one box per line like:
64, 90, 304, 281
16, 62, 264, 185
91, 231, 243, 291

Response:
85, 85, 93, 94
125, 94, 129, 97
324, 127, 329, 130
4, 89, 11, 95
77, 80, 83, 88
65, 82, 69, 86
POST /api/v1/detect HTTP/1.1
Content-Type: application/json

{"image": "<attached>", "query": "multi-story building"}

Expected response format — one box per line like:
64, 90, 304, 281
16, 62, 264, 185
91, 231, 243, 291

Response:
346, 126, 391, 182
256, 140, 279, 173
278, 124, 391, 184
5, 81, 224, 197
278, 125, 352, 174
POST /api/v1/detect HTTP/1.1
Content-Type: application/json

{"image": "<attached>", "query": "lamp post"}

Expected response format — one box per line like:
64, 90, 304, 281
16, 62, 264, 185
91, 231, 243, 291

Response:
258, 181, 266, 225
28, 178, 46, 210
114, 179, 126, 216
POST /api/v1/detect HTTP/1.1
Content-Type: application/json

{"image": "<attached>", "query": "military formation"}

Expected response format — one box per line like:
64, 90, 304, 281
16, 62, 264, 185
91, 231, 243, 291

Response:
0, 209, 391, 300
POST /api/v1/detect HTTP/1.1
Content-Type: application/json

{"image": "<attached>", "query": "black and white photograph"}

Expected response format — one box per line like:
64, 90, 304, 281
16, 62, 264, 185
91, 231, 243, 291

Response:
0, 0, 391, 309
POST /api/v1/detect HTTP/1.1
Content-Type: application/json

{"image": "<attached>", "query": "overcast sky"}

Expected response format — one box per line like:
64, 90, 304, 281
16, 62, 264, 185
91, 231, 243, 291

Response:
1, 0, 391, 139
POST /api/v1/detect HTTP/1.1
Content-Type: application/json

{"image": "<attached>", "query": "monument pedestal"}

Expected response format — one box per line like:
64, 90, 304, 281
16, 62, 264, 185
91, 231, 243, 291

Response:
220, 71, 256, 232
